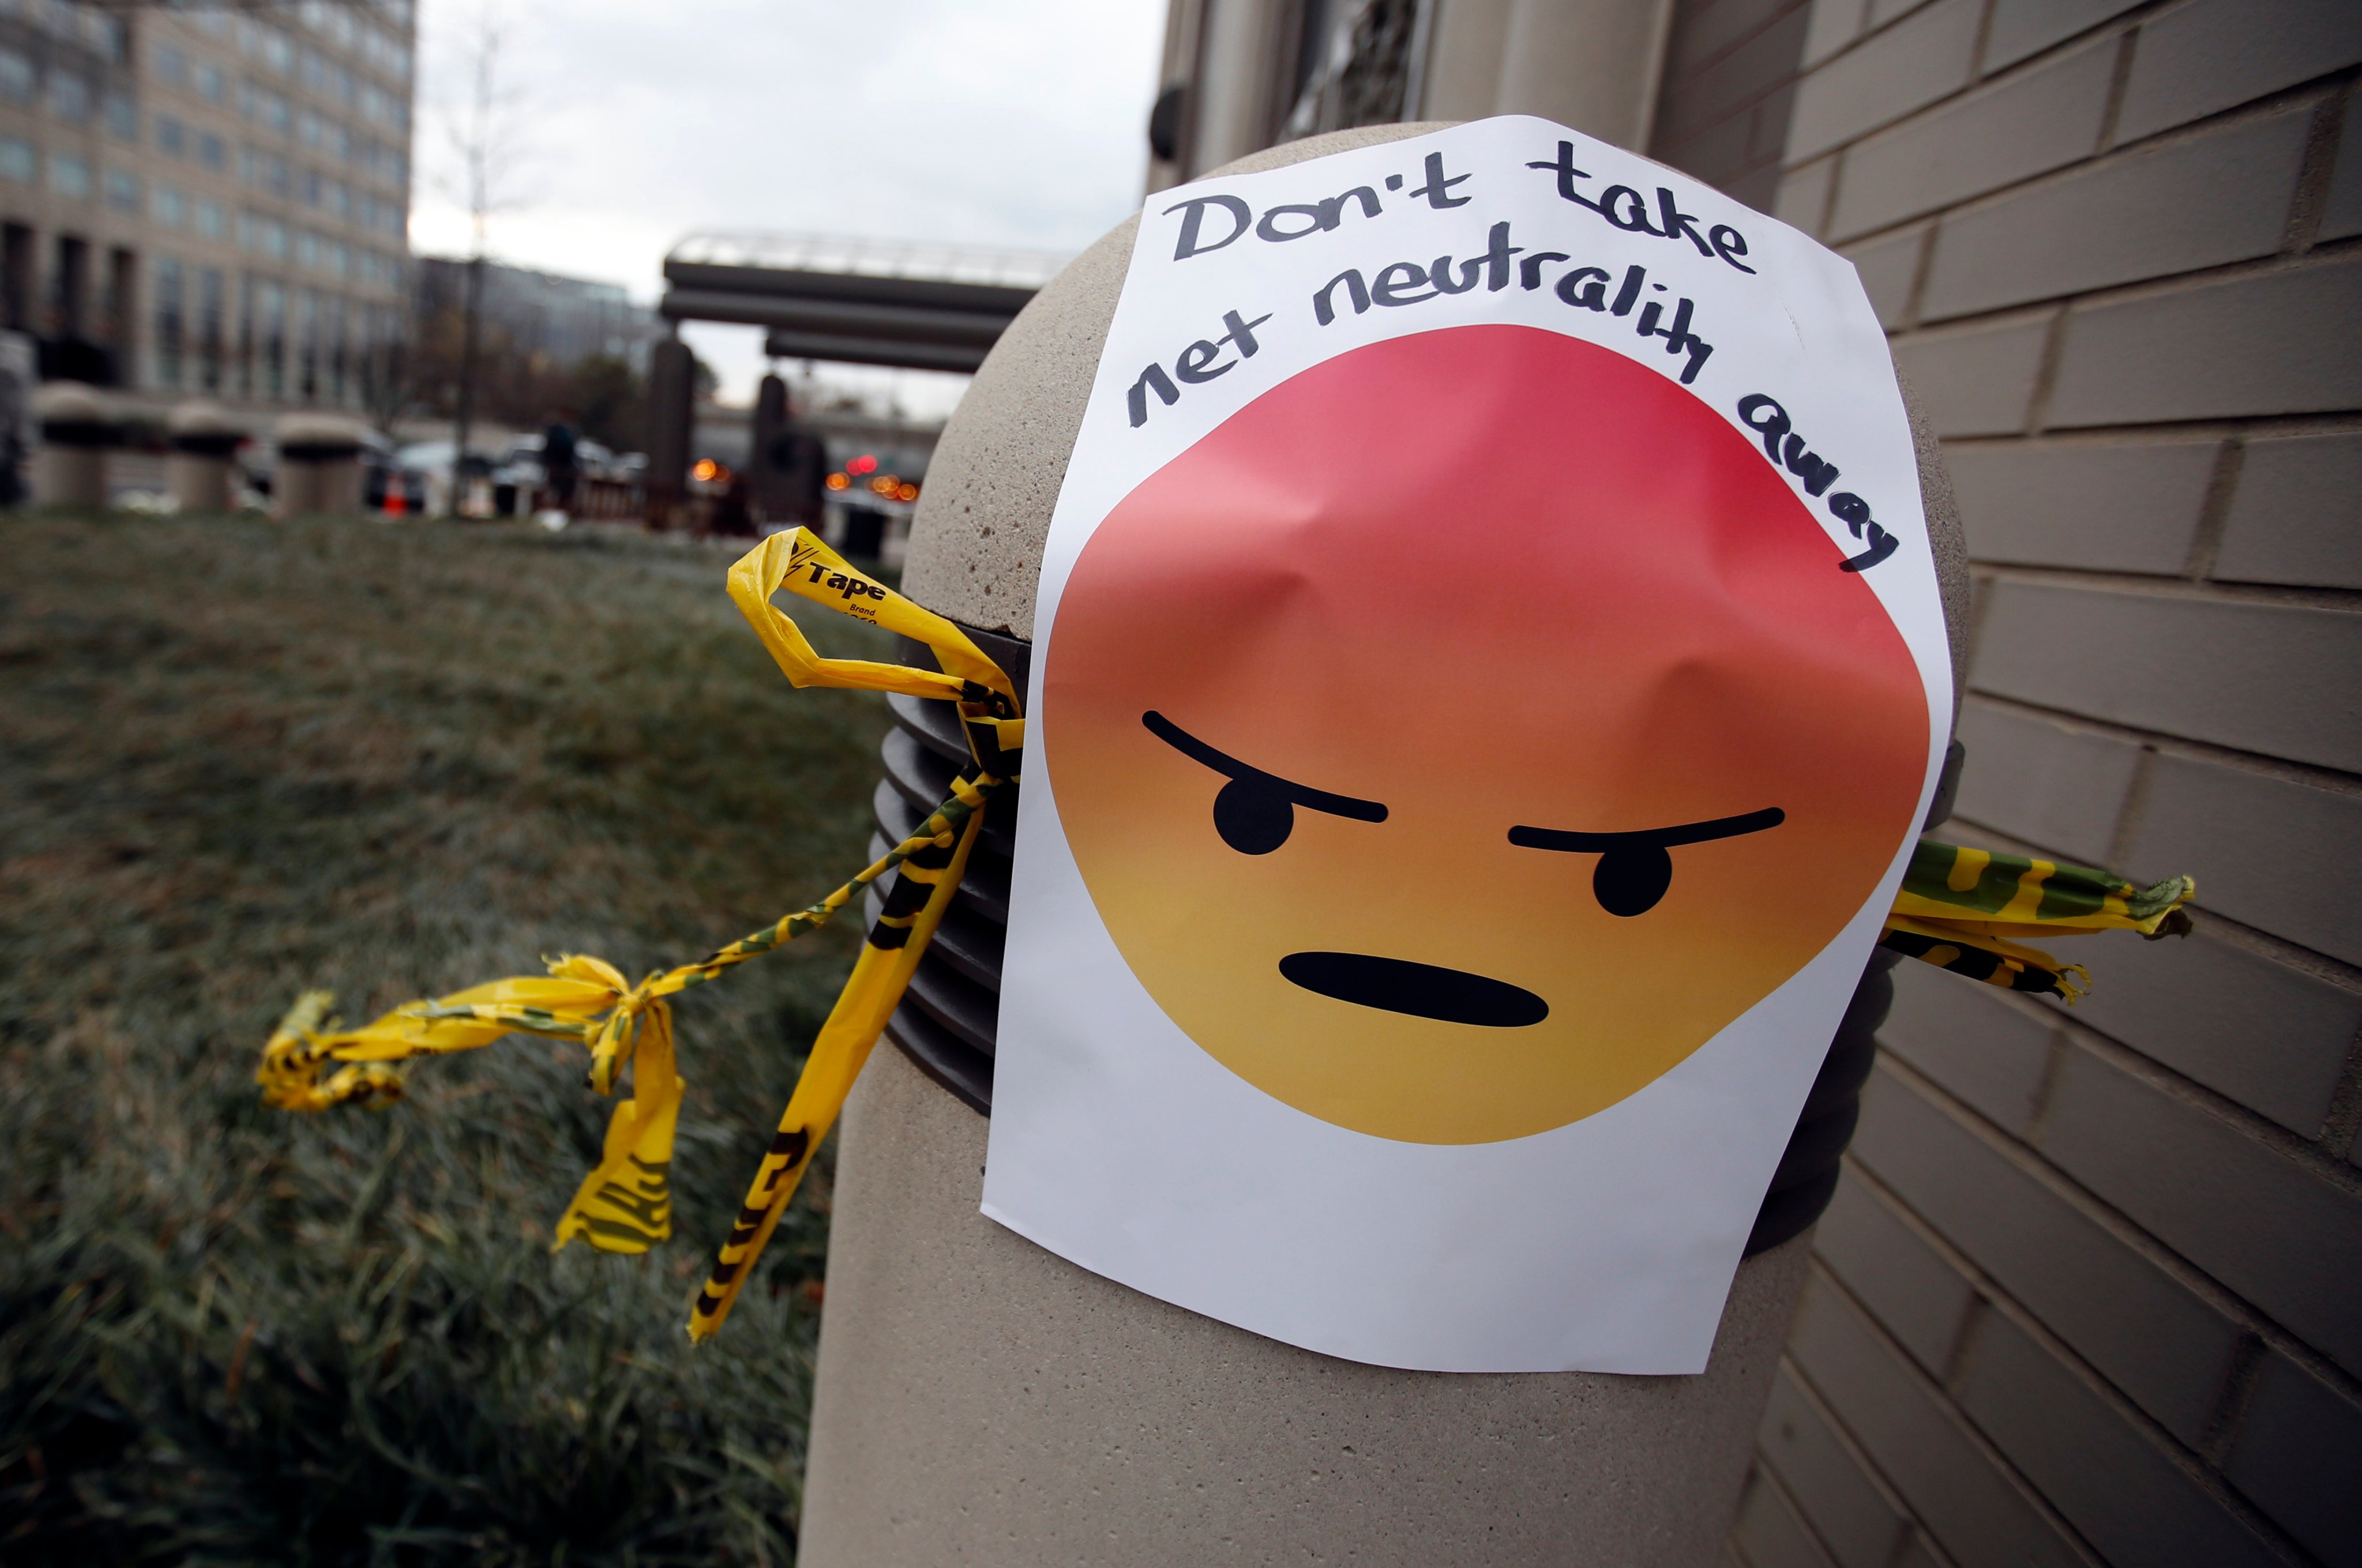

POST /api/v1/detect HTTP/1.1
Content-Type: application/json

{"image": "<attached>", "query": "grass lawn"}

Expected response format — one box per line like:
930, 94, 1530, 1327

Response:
1, 512, 897, 1565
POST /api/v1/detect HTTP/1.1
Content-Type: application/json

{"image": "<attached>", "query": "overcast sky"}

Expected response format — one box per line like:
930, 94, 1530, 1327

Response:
408, 0, 1167, 412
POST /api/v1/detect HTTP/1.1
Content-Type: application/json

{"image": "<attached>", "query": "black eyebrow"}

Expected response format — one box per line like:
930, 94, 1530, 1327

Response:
1141, 711, 1387, 822
1507, 807, 1785, 852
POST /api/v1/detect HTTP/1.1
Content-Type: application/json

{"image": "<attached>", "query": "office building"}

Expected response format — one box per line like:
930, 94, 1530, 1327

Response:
414, 255, 663, 375
0, 0, 415, 409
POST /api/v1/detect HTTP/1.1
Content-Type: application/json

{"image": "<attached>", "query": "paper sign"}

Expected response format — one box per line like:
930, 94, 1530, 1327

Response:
980, 116, 1950, 1374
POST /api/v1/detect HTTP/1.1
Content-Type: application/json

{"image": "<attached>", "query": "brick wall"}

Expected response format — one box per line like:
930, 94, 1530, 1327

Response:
1653, 3, 2362, 1565
1648, 0, 1814, 213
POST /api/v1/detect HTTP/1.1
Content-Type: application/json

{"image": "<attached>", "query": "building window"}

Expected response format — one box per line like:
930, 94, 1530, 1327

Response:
303, 1, 357, 51
49, 231, 88, 339
197, 265, 224, 390
85, 10, 124, 63
295, 285, 318, 399
241, 81, 292, 136
104, 167, 136, 212
154, 43, 189, 89
242, 18, 295, 76
198, 132, 225, 170
0, 48, 33, 105
193, 197, 225, 239
254, 275, 286, 400
152, 184, 186, 226
48, 151, 91, 200
157, 114, 184, 156
47, 69, 88, 122
155, 254, 185, 389
0, 136, 34, 185
324, 292, 346, 403
103, 91, 134, 140
196, 62, 226, 104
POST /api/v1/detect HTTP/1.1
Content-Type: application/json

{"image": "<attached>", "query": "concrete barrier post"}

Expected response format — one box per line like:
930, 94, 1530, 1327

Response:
797, 125, 1973, 1566
273, 413, 366, 520
165, 401, 243, 514
33, 381, 118, 509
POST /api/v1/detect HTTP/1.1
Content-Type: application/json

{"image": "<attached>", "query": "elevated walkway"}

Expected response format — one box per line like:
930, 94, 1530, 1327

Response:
659, 234, 1068, 374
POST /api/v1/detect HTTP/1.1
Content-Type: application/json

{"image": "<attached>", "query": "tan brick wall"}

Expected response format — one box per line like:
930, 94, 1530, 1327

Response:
1656, 2, 2362, 1564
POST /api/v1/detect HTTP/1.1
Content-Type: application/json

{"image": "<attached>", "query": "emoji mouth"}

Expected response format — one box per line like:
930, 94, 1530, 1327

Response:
1278, 952, 1549, 1028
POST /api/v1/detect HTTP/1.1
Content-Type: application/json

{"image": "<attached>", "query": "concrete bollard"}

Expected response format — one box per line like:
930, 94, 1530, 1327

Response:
33, 381, 119, 509
273, 413, 366, 520
797, 124, 1974, 1567
166, 401, 244, 514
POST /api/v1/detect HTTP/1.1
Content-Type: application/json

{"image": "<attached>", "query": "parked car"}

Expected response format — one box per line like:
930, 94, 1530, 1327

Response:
363, 432, 430, 514
395, 440, 501, 517
394, 439, 500, 482
493, 433, 618, 487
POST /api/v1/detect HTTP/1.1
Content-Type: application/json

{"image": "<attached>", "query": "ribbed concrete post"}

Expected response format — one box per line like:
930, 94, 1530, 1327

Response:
798, 124, 1972, 1567
166, 401, 243, 514
273, 413, 366, 520
33, 381, 117, 509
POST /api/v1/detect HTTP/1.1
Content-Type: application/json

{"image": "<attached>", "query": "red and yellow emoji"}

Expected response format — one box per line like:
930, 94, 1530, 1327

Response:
1046, 325, 1928, 1144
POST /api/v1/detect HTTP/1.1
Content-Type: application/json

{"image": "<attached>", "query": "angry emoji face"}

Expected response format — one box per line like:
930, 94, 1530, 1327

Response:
1045, 325, 1927, 1144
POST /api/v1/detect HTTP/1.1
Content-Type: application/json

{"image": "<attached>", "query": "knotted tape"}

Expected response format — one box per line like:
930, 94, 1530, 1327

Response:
259, 527, 1017, 1337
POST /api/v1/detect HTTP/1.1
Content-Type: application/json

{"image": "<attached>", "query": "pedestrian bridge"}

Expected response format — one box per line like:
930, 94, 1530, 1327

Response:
659, 233, 1071, 374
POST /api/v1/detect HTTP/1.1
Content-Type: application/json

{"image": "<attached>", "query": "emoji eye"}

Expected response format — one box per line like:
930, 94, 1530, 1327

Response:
1143, 711, 1387, 856
1593, 844, 1673, 916
1214, 776, 1294, 855
1509, 807, 1784, 918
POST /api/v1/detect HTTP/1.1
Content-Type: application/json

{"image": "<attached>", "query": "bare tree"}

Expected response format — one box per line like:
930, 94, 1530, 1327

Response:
433, 2, 532, 513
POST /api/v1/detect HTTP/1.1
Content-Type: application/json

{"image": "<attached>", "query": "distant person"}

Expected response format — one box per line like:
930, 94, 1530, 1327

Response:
708, 469, 754, 537
540, 411, 580, 517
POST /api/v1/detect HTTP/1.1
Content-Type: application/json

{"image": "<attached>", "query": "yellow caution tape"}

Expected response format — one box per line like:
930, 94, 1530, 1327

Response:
257, 525, 2194, 1340
257, 528, 1016, 1336
1876, 840, 2194, 1002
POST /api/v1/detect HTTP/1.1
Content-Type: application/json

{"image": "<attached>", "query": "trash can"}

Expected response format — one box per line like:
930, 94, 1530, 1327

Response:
33, 381, 118, 509
273, 413, 366, 520
166, 400, 243, 514
798, 123, 1973, 1566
